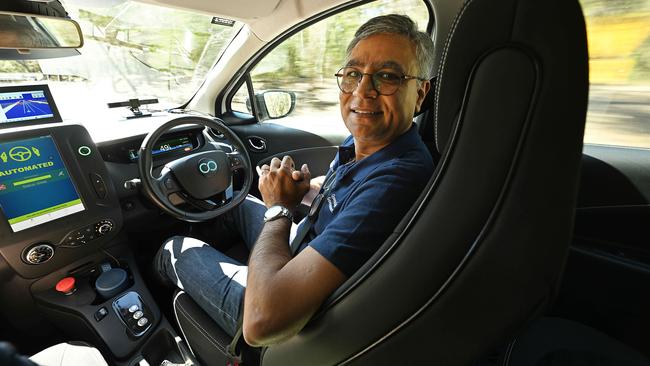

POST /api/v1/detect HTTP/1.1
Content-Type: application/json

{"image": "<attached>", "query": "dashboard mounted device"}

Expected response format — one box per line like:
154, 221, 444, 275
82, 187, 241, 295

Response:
0, 84, 62, 128
0, 135, 85, 232
0, 124, 123, 278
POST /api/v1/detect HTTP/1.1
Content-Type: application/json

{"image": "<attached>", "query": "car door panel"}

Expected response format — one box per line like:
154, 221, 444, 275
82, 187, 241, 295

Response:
222, 113, 346, 171
552, 145, 650, 357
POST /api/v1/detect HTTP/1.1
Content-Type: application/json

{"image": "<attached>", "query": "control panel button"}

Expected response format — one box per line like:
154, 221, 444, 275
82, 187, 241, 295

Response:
60, 219, 116, 247
112, 292, 153, 337
95, 307, 108, 322
164, 178, 176, 190
24, 244, 54, 265
95, 219, 114, 236
78, 146, 92, 156
55, 277, 76, 295
90, 173, 107, 199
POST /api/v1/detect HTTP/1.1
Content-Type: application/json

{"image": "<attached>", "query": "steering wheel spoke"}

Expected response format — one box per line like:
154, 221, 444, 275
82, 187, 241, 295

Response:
178, 183, 234, 211
155, 166, 182, 196
227, 151, 246, 171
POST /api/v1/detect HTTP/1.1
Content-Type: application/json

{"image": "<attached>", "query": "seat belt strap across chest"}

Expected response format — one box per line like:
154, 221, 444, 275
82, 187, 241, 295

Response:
289, 169, 338, 255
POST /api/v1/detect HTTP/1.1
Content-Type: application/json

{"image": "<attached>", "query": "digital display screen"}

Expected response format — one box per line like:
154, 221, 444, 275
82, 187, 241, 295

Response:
0, 136, 84, 232
128, 136, 193, 160
0, 90, 54, 124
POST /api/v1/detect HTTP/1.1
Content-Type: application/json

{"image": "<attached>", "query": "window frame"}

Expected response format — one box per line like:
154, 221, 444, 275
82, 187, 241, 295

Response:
216, 0, 434, 122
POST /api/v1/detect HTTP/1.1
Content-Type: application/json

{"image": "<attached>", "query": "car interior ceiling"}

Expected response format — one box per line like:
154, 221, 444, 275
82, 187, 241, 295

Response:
0, 0, 648, 365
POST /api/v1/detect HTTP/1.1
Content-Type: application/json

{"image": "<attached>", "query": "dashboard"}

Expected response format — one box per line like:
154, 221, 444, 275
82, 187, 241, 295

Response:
0, 85, 227, 279
0, 121, 220, 279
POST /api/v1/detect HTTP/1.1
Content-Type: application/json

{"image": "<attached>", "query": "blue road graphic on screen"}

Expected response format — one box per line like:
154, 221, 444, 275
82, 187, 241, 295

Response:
0, 91, 54, 123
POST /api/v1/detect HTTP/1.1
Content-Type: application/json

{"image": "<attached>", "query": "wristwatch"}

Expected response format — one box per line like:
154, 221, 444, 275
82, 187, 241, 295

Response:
263, 205, 293, 223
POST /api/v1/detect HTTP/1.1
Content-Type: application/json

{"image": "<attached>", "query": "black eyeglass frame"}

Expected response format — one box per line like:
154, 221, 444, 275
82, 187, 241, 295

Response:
334, 67, 426, 96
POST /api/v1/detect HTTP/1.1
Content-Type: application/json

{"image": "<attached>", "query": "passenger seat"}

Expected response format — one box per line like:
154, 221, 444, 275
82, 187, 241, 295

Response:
494, 317, 649, 366
0, 341, 108, 366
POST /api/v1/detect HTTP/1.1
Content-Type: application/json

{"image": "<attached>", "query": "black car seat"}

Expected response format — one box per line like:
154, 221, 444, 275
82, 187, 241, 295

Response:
501, 317, 650, 366
174, 0, 589, 364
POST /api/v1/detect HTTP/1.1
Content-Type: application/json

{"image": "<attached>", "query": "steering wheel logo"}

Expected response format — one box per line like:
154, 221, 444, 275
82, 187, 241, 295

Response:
9, 146, 32, 162
198, 159, 218, 175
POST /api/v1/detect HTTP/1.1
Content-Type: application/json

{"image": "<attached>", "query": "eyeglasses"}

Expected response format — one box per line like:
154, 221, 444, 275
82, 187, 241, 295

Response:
335, 67, 425, 96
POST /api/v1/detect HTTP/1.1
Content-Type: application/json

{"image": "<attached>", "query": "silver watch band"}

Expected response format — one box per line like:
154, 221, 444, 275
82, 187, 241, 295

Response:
264, 205, 293, 222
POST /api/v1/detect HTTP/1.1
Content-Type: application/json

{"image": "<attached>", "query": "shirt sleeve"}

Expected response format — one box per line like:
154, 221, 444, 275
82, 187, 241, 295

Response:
307, 161, 430, 277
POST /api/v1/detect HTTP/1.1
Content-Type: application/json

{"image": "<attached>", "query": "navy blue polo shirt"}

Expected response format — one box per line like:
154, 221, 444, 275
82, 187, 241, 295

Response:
294, 124, 434, 277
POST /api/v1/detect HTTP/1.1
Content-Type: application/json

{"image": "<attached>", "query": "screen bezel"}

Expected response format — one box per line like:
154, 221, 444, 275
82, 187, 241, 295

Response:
0, 134, 86, 232
0, 84, 63, 128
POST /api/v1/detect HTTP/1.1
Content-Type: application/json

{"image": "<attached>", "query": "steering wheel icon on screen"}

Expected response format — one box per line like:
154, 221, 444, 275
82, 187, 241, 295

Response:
9, 146, 32, 162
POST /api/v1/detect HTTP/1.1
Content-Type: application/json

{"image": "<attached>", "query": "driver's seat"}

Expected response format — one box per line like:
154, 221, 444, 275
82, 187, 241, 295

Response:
173, 290, 254, 365
173, 0, 589, 364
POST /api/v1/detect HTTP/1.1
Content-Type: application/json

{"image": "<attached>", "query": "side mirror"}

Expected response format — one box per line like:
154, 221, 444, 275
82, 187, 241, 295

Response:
253, 90, 296, 120
0, 11, 83, 59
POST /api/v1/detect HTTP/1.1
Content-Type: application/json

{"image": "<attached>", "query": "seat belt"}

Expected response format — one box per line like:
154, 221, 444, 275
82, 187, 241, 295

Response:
225, 310, 244, 365
289, 169, 338, 255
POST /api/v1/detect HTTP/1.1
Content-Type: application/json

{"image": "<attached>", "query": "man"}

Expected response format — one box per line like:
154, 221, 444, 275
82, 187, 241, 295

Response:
0, 15, 58, 48
155, 14, 435, 347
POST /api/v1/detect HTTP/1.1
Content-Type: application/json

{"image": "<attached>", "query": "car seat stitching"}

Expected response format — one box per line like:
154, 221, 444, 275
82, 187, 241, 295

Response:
178, 304, 226, 352
435, 0, 476, 150
177, 302, 228, 352
173, 291, 196, 357
502, 336, 518, 366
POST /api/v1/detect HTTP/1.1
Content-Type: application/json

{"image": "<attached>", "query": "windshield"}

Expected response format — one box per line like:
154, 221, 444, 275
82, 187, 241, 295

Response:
0, 1, 242, 124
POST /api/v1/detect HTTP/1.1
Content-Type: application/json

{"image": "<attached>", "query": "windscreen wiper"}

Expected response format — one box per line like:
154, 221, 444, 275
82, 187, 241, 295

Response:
107, 98, 158, 119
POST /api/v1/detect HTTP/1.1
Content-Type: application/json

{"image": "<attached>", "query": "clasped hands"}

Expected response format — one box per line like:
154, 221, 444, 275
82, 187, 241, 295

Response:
257, 156, 311, 210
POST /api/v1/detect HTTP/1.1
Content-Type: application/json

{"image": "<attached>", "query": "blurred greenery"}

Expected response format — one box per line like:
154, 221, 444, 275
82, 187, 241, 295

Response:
631, 35, 650, 79
0, 61, 41, 74
253, 0, 428, 82
581, 0, 649, 16
580, 0, 650, 83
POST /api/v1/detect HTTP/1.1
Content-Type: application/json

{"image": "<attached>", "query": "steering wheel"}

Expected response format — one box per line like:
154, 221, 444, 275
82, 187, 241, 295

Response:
138, 116, 253, 222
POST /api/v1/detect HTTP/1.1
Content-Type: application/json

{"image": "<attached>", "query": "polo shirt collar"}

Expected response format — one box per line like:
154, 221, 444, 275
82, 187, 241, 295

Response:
334, 124, 420, 181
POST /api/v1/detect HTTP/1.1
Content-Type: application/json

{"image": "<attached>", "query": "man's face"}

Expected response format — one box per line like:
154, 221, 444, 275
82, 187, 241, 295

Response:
339, 33, 430, 148
0, 32, 23, 48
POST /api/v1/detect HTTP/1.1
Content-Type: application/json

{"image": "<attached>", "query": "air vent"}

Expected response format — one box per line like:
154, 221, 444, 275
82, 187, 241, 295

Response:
23, 244, 54, 265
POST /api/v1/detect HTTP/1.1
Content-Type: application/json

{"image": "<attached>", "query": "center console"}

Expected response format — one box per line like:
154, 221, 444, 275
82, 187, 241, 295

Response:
0, 124, 123, 279
0, 122, 193, 365
30, 247, 191, 365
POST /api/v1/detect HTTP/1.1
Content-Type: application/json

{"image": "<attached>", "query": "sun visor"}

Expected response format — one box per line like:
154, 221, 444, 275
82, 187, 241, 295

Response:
136, 0, 282, 21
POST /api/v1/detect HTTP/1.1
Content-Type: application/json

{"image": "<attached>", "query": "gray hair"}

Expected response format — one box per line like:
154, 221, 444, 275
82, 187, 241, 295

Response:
346, 14, 435, 80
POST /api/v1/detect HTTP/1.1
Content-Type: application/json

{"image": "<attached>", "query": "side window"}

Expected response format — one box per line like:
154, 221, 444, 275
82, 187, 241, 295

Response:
230, 0, 429, 130
579, 0, 650, 148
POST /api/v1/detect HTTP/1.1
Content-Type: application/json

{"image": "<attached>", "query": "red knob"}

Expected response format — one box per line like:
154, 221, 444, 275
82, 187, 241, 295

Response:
55, 277, 76, 295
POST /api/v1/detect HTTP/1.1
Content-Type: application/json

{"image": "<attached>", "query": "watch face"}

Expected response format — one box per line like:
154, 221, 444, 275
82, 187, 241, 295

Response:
265, 205, 283, 220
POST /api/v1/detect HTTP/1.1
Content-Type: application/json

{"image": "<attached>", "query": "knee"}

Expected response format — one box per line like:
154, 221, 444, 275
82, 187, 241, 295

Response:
153, 236, 186, 278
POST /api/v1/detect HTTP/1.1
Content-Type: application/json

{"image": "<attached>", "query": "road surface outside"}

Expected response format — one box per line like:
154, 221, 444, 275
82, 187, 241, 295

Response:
584, 84, 650, 149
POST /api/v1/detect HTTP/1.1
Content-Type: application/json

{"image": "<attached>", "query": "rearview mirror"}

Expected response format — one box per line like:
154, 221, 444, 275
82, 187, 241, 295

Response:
253, 90, 296, 120
0, 11, 83, 49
